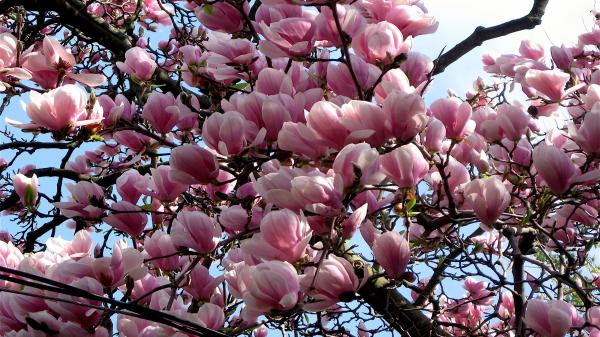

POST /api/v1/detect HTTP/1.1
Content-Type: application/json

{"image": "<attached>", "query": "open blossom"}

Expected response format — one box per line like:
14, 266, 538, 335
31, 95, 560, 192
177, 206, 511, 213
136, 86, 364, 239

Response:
242, 260, 300, 321
103, 201, 148, 237
430, 97, 473, 139
202, 111, 266, 156
22, 35, 105, 88
381, 143, 429, 188
524, 299, 578, 337
242, 209, 312, 262
0, 33, 32, 88
259, 17, 316, 58
301, 255, 367, 311
116, 47, 156, 81
169, 143, 220, 185
8, 84, 101, 132
54, 181, 105, 219
327, 55, 381, 99
333, 143, 384, 189
524, 69, 582, 102
315, 5, 365, 47
352, 22, 412, 65
171, 210, 222, 253
143, 231, 181, 271
91, 240, 147, 289
383, 91, 428, 142
385, 4, 438, 37
570, 103, 600, 154
141, 92, 181, 133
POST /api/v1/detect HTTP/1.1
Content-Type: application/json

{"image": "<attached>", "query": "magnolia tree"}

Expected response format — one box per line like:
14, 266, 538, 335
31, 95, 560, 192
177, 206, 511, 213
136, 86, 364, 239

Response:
0, 0, 600, 336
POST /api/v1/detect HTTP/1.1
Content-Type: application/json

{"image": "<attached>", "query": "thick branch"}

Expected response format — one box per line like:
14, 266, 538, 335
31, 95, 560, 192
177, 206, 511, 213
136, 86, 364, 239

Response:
432, 0, 549, 75
344, 251, 451, 337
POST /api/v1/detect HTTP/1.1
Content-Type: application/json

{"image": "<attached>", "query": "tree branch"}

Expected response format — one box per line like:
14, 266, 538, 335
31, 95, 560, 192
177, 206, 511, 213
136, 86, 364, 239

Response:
3, 0, 210, 107
344, 251, 452, 337
432, 0, 549, 75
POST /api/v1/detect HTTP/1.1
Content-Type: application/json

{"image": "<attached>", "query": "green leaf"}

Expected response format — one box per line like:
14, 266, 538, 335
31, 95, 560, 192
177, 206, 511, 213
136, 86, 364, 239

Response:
24, 185, 36, 208
89, 134, 104, 142
141, 204, 153, 212
230, 82, 248, 90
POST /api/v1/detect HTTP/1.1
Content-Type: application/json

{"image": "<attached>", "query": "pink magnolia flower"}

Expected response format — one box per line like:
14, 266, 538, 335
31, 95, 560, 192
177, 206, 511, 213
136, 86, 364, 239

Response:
9, 84, 100, 132
315, 5, 365, 47
204, 35, 257, 65
169, 144, 219, 185
103, 201, 148, 237
463, 277, 493, 305
143, 231, 181, 271
430, 97, 473, 139
197, 303, 225, 330
333, 143, 384, 189
351, 22, 412, 65
385, 4, 438, 37
301, 255, 367, 311
137, 166, 188, 202
0, 33, 32, 86
341, 203, 369, 238
22, 35, 105, 88
46, 230, 94, 260
45, 277, 104, 327
327, 55, 381, 99
242, 260, 300, 320
194, 2, 246, 33
171, 210, 222, 254
116, 170, 144, 203
372, 231, 410, 279
141, 92, 182, 133
291, 174, 344, 216
259, 17, 316, 58
570, 104, 600, 154
422, 118, 446, 152
374, 68, 414, 102
306, 101, 349, 150
97, 94, 136, 126
255, 67, 294, 95
0, 241, 24, 288
524, 299, 577, 337
400, 51, 434, 87
277, 122, 329, 159
463, 177, 511, 227
54, 181, 105, 219
341, 100, 390, 146
524, 69, 582, 102
532, 144, 578, 194
519, 40, 545, 61
116, 47, 157, 81
381, 143, 429, 188
91, 240, 147, 289
12, 173, 38, 208
182, 263, 223, 301
219, 205, 252, 234
496, 103, 530, 141
498, 292, 515, 319
202, 111, 266, 156
383, 91, 428, 142
242, 209, 312, 262
550, 45, 572, 70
